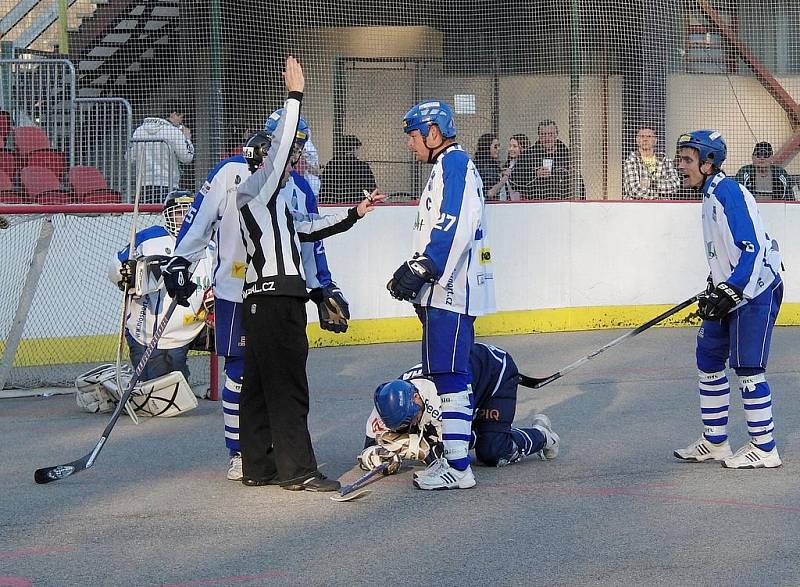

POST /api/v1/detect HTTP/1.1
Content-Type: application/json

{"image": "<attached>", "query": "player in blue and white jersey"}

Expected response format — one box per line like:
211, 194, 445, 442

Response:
388, 100, 496, 490
167, 112, 350, 480
673, 130, 783, 469
357, 343, 559, 473
109, 192, 213, 382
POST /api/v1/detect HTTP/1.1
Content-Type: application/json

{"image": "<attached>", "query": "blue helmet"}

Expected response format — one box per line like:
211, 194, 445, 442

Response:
374, 379, 421, 430
264, 108, 310, 146
676, 129, 727, 167
402, 100, 457, 138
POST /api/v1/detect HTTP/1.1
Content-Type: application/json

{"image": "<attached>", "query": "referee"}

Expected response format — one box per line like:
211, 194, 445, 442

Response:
235, 56, 382, 491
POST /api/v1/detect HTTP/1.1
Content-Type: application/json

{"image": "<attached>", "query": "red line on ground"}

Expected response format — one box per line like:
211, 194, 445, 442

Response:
160, 571, 289, 587
0, 578, 33, 586
0, 547, 76, 559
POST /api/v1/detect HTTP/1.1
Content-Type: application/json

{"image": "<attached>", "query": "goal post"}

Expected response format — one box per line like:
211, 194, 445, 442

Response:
0, 204, 217, 398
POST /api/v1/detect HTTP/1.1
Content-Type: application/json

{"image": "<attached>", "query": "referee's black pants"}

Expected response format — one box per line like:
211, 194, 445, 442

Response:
240, 295, 317, 482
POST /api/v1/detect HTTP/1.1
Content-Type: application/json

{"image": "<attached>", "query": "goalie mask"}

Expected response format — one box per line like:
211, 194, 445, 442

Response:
374, 379, 422, 430
162, 191, 195, 237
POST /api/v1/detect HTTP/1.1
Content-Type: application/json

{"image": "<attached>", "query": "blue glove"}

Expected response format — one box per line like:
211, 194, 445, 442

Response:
387, 256, 438, 301
162, 256, 196, 307
698, 281, 743, 321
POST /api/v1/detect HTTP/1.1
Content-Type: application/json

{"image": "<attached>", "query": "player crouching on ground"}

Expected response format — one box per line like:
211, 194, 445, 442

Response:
358, 343, 560, 482
673, 130, 783, 469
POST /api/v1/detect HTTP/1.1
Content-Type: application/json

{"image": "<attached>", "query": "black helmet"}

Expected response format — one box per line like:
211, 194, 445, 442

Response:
242, 131, 272, 173
162, 190, 194, 236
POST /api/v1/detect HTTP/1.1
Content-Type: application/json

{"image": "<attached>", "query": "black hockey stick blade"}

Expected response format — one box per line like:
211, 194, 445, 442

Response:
518, 293, 701, 389
34, 299, 180, 485
331, 462, 391, 502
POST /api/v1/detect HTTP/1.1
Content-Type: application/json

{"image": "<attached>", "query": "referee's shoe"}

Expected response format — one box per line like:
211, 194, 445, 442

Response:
281, 471, 341, 492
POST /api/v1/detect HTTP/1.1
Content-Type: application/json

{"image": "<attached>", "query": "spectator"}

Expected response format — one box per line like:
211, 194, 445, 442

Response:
319, 134, 377, 204
734, 142, 794, 200
511, 120, 581, 200
622, 126, 680, 199
109, 191, 213, 381
474, 133, 510, 200
130, 104, 195, 203
503, 134, 530, 201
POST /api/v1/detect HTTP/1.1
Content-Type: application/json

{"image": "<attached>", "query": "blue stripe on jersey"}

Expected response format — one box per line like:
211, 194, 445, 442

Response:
176, 192, 205, 245
118, 225, 169, 261
423, 149, 469, 275
715, 179, 760, 290
293, 171, 333, 287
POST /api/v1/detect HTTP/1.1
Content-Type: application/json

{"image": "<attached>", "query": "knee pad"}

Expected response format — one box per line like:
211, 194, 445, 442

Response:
735, 369, 766, 393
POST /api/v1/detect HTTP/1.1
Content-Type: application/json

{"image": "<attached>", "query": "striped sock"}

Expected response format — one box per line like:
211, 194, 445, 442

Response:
699, 370, 729, 444
740, 374, 775, 451
222, 377, 241, 454
441, 388, 474, 471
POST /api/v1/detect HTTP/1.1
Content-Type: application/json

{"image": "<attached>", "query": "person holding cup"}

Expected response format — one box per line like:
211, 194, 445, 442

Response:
511, 120, 579, 200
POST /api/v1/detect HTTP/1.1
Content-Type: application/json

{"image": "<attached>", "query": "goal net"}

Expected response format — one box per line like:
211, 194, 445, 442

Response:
0, 205, 212, 395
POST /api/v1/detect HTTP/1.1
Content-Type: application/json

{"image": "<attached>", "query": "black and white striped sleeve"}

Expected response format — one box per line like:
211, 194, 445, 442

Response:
236, 92, 303, 209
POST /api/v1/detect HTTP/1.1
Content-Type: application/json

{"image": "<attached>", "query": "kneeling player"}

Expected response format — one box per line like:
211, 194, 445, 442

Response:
358, 343, 560, 480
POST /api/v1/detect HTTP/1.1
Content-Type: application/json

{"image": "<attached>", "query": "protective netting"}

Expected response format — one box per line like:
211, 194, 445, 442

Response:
0, 209, 210, 390
1, 0, 798, 204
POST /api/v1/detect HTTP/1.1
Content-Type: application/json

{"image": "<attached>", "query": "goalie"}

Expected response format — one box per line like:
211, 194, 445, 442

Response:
108, 191, 214, 382
358, 343, 561, 480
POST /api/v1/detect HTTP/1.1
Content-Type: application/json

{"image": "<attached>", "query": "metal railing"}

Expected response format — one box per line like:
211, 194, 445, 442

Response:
74, 97, 133, 197
0, 58, 76, 167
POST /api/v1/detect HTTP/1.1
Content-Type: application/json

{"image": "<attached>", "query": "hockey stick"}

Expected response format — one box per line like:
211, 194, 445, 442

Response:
518, 293, 701, 389
34, 298, 180, 484
115, 147, 147, 424
330, 461, 393, 502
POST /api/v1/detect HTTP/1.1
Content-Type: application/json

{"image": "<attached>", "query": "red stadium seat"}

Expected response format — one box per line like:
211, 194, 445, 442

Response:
0, 170, 29, 203
0, 111, 10, 146
0, 150, 19, 183
14, 126, 51, 156
26, 149, 67, 182
20, 166, 72, 203
68, 165, 122, 203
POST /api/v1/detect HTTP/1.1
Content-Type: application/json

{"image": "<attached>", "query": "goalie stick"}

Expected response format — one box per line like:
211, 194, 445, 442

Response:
518, 293, 701, 389
34, 298, 180, 484
330, 461, 393, 502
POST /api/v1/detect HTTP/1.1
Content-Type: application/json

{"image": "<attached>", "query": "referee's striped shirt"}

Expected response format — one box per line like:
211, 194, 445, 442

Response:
237, 93, 361, 300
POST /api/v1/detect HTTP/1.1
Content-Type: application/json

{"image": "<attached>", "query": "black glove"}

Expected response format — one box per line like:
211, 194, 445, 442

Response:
311, 285, 350, 333
696, 273, 714, 317
117, 259, 137, 292
698, 281, 743, 321
387, 255, 438, 301
162, 256, 196, 307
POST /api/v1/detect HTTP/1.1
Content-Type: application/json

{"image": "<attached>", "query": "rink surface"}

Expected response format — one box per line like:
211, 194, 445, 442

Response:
2, 326, 800, 587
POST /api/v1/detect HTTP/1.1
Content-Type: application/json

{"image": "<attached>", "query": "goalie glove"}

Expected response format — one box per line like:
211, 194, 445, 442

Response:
698, 281, 744, 321
162, 256, 196, 307
310, 285, 350, 333
357, 445, 401, 475
387, 255, 438, 301
117, 259, 137, 293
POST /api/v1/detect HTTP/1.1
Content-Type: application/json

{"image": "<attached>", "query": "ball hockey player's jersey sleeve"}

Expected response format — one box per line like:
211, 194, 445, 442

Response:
713, 180, 765, 293
292, 172, 334, 288
174, 159, 231, 263
237, 94, 301, 210
422, 149, 480, 284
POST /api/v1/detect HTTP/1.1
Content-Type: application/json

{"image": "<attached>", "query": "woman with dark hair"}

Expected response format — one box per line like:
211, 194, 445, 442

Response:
504, 133, 530, 200
474, 133, 508, 200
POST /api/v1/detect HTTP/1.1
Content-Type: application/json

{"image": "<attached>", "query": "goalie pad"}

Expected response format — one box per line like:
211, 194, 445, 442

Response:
75, 364, 126, 413
74, 365, 197, 417
376, 430, 431, 461
128, 371, 198, 417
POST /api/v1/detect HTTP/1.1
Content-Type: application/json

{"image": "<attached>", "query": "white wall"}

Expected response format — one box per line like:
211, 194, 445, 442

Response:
3, 202, 797, 342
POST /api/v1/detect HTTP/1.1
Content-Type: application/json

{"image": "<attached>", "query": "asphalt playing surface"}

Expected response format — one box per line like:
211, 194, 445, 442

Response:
2, 326, 800, 586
